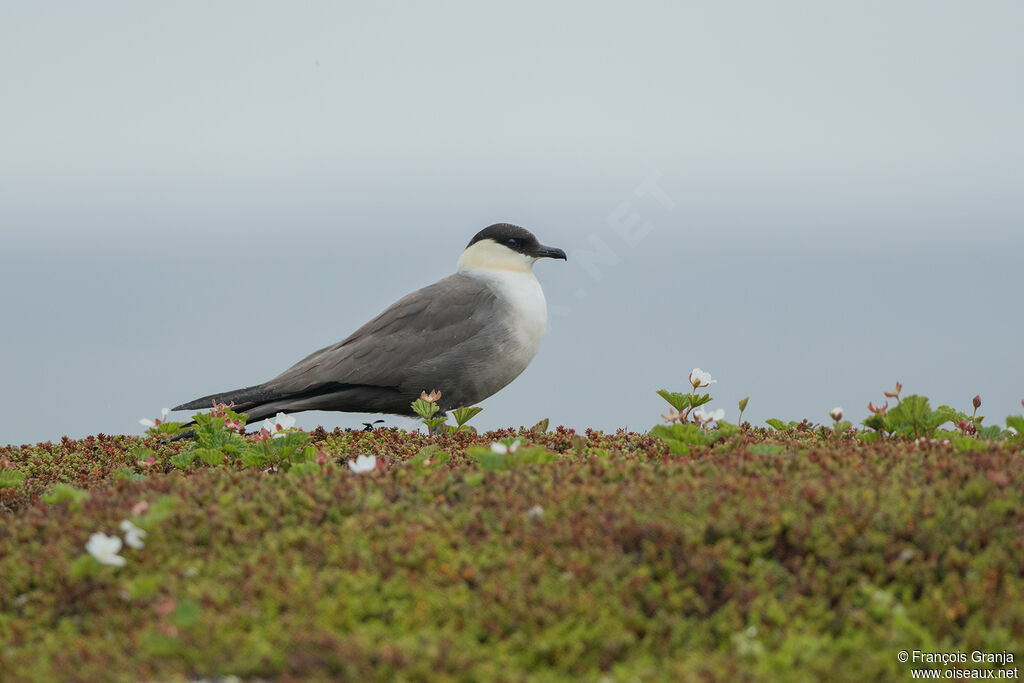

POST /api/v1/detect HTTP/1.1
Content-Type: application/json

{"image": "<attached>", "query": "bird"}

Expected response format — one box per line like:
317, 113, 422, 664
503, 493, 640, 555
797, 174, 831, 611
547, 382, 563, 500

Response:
172, 223, 567, 425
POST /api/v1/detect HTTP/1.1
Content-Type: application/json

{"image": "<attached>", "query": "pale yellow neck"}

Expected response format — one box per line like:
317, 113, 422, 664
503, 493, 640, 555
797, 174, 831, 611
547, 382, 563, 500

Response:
457, 240, 535, 273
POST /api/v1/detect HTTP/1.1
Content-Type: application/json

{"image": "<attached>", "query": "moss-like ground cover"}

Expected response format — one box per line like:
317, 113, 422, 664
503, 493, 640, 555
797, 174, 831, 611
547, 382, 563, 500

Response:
1, 426, 1022, 681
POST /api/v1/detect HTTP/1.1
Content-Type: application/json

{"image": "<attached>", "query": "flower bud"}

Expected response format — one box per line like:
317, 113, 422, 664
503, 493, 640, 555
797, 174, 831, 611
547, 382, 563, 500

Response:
883, 382, 903, 398
868, 401, 888, 415
829, 407, 843, 421
972, 395, 981, 410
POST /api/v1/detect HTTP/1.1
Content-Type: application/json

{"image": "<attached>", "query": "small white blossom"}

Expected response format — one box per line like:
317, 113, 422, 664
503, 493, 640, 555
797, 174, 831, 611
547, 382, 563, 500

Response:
830, 407, 844, 421
262, 412, 297, 438
139, 407, 171, 428
526, 504, 545, 519
86, 532, 126, 566
689, 368, 717, 389
693, 408, 725, 424
119, 520, 147, 549
348, 454, 377, 473
490, 439, 521, 455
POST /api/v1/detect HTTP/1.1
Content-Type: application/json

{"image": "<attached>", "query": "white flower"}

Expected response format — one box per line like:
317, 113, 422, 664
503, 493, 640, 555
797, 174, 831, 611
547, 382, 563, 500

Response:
693, 408, 725, 424
526, 504, 544, 519
261, 412, 296, 438
490, 439, 521, 454
139, 407, 171, 428
120, 520, 147, 549
689, 368, 717, 389
86, 532, 126, 566
830, 407, 844, 421
348, 454, 377, 473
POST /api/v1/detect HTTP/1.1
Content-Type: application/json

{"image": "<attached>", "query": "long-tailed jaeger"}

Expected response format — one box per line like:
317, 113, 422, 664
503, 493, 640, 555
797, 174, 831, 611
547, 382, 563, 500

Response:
173, 223, 567, 422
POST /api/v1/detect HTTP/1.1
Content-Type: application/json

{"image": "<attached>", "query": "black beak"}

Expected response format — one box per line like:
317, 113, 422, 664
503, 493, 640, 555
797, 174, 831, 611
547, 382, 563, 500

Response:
533, 244, 567, 261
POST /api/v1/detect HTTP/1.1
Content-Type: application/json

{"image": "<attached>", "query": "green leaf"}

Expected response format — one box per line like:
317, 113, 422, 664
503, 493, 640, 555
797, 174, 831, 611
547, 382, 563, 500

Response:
110, 468, 149, 482
190, 409, 248, 454
170, 599, 201, 628
195, 448, 227, 466
951, 435, 987, 453
749, 443, 786, 455
1006, 415, 1024, 437
136, 495, 178, 529
239, 444, 271, 469
124, 574, 164, 600
656, 390, 691, 412
192, 405, 249, 424
303, 444, 324, 462
423, 416, 448, 431
715, 420, 741, 439
411, 399, 439, 419
42, 483, 90, 508
650, 423, 722, 452
936, 405, 965, 426
287, 462, 320, 476
468, 445, 558, 471
886, 395, 950, 438
451, 406, 483, 428
262, 430, 312, 466
690, 393, 713, 409
463, 471, 485, 487
738, 396, 749, 413
531, 417, 550, 433
409, 445, 451, 472
765, 419, 789, 432
169, 451, 197, 469
274, 430, 311, 450
976, 424, 1003, 440
145, 420, 189, 436
0, 470, 26, 489
861, 414, 887, 432
69, 554, 101, 579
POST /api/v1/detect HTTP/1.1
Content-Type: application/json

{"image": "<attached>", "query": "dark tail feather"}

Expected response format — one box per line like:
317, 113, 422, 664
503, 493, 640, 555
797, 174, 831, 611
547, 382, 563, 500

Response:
170, 383, 290, 440
169, 427, 195, 442
172, 384, 278, 413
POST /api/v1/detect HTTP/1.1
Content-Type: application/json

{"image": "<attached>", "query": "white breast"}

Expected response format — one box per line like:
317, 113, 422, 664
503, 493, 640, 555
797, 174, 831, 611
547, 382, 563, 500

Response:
455, 239, 551, 395
465, 268, 548, 377
485, 269, 548, 350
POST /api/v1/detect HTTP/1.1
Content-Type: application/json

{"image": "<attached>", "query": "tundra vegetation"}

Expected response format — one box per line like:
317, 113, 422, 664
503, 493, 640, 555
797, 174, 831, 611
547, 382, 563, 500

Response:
1, 377, 1022, 681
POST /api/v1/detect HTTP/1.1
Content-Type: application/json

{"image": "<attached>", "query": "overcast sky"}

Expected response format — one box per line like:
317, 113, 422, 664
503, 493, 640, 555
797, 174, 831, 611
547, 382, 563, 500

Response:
2, 2, 1022, 446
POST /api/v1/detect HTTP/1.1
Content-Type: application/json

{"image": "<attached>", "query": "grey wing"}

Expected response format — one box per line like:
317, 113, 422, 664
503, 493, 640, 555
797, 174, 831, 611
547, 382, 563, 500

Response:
265, 273, 502, 398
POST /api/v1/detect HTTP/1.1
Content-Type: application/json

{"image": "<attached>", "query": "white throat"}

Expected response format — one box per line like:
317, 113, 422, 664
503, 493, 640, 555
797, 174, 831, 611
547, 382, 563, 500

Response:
457, 239, 548, 369
457, 239, 536, 273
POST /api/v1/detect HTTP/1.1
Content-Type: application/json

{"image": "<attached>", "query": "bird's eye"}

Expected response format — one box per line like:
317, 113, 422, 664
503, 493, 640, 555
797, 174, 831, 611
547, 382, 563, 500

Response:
506, 238, 519, 248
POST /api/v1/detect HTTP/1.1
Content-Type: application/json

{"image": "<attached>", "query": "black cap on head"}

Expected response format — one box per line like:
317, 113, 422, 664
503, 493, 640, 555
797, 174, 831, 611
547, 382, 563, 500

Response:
467, 223, 567, 261
467, 223, 538, 249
